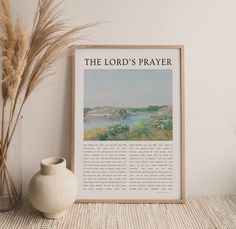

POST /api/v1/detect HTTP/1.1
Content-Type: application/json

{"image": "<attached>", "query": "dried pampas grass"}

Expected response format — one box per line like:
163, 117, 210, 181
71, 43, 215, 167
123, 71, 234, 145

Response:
3, 18, 28, 100
0, 0, 94, 205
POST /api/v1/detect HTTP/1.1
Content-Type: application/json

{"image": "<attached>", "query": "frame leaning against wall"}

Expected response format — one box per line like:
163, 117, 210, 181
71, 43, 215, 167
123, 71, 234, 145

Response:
71, 45, 185, 203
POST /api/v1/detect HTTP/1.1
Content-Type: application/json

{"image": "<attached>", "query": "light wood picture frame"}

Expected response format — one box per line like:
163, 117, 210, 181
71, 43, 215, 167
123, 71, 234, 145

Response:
71, 45, 185, 203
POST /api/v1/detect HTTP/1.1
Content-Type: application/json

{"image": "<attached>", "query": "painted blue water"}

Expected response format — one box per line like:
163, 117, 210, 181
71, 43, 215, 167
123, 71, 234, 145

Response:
123, 113, 151, 127
84, 113, 152, 131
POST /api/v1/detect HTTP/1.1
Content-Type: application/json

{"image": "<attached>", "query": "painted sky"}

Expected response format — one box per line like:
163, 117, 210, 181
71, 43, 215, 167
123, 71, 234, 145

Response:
84, 69, 172, 108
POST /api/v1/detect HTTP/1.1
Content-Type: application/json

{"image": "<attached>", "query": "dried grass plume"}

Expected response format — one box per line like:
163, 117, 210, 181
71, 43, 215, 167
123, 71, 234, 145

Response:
0, 0, 94, 203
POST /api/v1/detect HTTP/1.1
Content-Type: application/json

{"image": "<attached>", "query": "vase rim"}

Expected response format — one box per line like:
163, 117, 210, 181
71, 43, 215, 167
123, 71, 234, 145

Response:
41, 157, 65, 166
41, 157, 66, 175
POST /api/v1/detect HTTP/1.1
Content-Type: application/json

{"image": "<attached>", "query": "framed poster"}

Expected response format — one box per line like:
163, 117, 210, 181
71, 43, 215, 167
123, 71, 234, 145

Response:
71, 45, 185, 203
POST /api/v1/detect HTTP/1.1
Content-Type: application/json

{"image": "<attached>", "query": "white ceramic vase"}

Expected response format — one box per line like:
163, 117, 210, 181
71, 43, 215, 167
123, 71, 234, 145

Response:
28, 157, 77, 219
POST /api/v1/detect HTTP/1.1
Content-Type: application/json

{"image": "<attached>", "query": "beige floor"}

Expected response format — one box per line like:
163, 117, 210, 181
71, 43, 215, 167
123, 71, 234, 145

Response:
0, 195, 236, 229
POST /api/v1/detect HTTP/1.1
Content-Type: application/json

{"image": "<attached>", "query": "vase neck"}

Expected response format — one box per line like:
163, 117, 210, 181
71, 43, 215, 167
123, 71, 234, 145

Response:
40, 157, 66, 175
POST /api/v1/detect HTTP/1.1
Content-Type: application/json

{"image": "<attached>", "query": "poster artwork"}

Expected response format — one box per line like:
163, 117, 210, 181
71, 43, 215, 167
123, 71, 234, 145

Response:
72, 46, 184, 203
84, 69, 173, 142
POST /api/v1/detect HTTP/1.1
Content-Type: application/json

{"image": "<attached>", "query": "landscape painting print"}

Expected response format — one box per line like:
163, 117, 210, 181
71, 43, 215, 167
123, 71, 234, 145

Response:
73, 46, 185, 203
84, 69, 172, 141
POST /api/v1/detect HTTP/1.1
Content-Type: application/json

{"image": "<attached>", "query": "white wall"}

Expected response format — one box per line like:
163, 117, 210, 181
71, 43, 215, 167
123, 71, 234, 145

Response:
11, 0, 236, 195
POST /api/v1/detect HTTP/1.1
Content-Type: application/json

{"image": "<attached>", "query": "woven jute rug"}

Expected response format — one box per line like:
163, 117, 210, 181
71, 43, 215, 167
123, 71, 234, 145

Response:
0, 195, 236, 229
